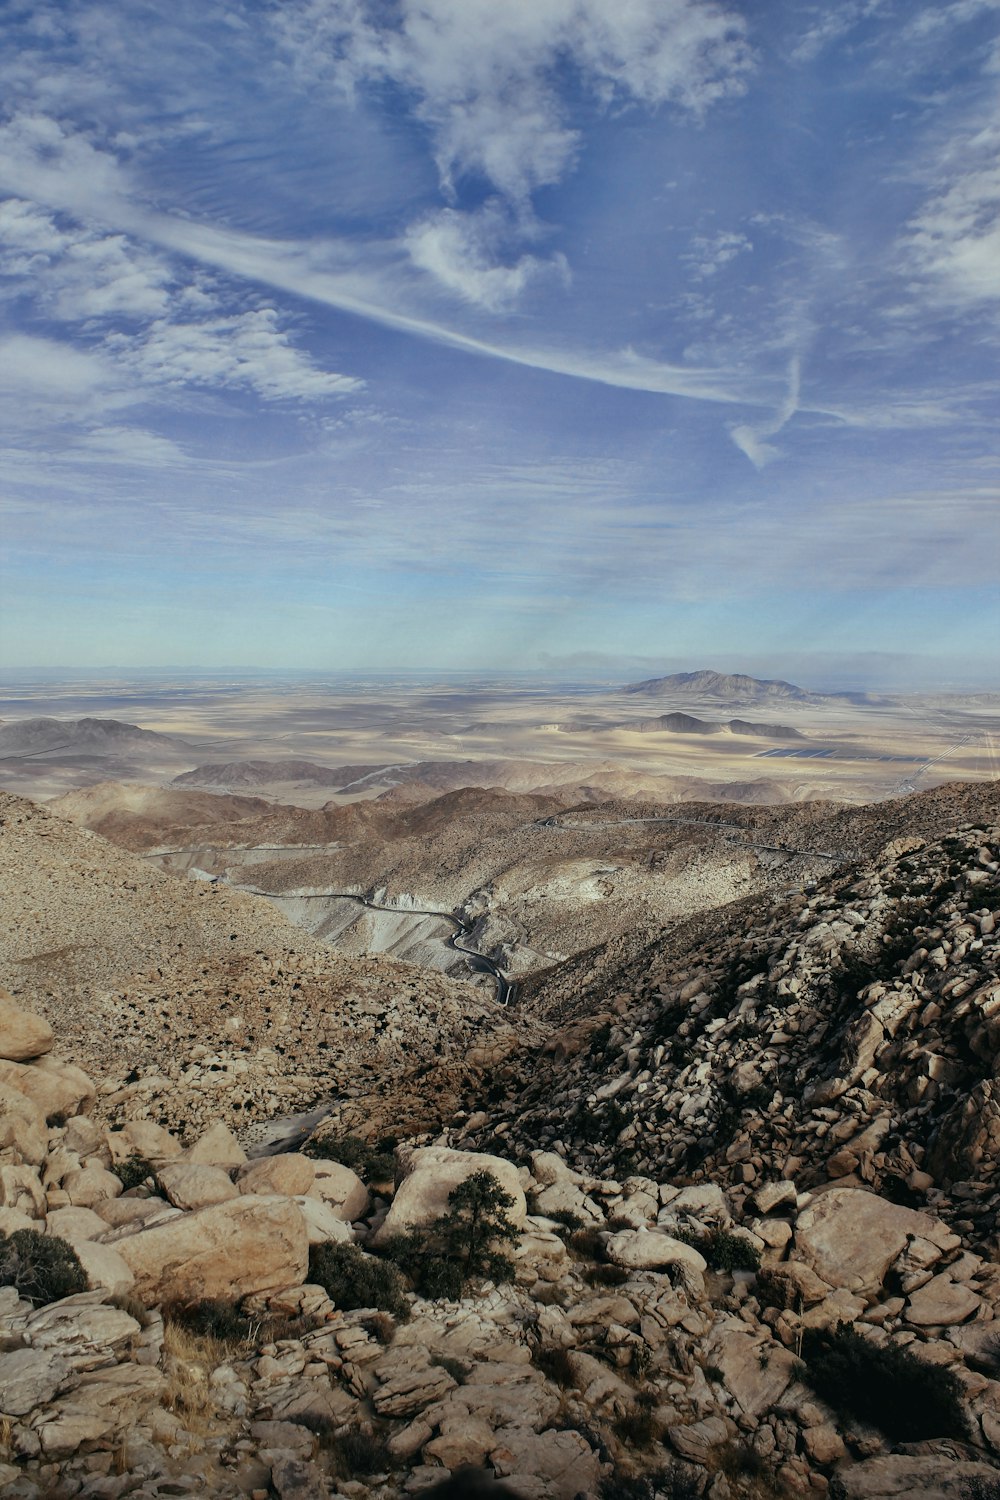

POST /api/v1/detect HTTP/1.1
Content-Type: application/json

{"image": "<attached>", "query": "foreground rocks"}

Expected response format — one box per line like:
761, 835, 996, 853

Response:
0, 786, 998, 1498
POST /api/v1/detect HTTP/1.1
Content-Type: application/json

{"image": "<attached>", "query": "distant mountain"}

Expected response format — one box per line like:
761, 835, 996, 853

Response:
623, 670, 813, 703
606, 711, 806, 739
173, 760, 395, 789
0, 716, 191, 756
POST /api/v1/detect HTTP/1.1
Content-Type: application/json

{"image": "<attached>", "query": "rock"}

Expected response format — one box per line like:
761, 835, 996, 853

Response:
0, 992, 54, 1062
34, 1364, 166, 1458
905, 1274, 981, 1327
115, 1193, 308, 1301
661, 1183, 732, 1228
605, 1228, 707, 1278
490, 1426, 604, 1500
0, 1055, 96, 1121
309, 1160, 370, 1223
759, 1260, 833, 1309
61, 1165, 122, 1208
44, 1205, 108, 1242
702, 1322, 798, 1417
373, 1363, 458, 1417
793, 1189, 956, 1291
268, 1454, 330, 1500
72, 1239, 135, 1296
832, 1455, 1000, 1498
157, 1162, 240, 1210
0, 1347, 71, 1416
25, 1292, 141, 1366
239, 1153, 315, 1198
423, 1413, 496, 1469
0, 1164, 45, 1218
668, 1414, 736, 1463
184, 1120, 247, 1168
802, 1424, 846, 1465
106, 1121, 182, 1163
292, 1194, 355, 1247
750, 1181, 798, 1215
372, 1146, 526, 1247
0, 1082, 48, 1165
532, 1179, 602, 1224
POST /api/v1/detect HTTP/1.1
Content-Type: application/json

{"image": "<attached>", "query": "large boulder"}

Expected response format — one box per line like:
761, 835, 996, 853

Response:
309, 1161, 370, 1223
157, 1162, 239, 1211
0, 992, 53, 1062
0, 1056, 96, 1122
114, 1193, 308, 1301
106, 1120, 182, 1165
372, 1146, 525, 1247
184, 1121, 247, 1168
832, 1455, 1000, 1499
0, 1082, 48, 1164
238, 1153, 314, 1198
792, 1188, 958, 1292
605, 1228, 707, 1278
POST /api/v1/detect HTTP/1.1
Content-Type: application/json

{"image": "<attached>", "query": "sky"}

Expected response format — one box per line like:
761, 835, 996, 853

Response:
0, 0, 998, 686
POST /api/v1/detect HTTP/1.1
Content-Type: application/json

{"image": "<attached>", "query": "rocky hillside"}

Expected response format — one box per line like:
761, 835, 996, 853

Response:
460, 784, 1000, 1261
0, 792, 529, 1142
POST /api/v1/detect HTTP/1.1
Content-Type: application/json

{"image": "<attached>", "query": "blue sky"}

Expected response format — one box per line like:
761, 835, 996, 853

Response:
1, 0, 998, 685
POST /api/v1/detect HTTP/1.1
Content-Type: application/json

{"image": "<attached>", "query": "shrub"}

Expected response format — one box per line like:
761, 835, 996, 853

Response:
162, 1298, 252, 1344
384, 1169, 519, 1299
0, 1229, 88, 1305
676, 1227, 760, 1273
304, 1134, 395, 1184
613, 1403, 662, 1447
309, 1242, 409, 1319
332, 1429, 391, 1476
533, 1344, 577, 1388
801, 1323, 969, 1442
584, 1263, 628, 1288
112, 1154, 155, 1191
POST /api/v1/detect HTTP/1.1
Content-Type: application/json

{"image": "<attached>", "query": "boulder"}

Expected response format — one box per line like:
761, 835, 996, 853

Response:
832, 1455, 1000, 1498
793, 1188, 957, 1292
0, 991, 53, 1062
0, 1347, 71, 1416
605, 1228, 707, 1278
0, 1163, 45, 1218
184, 1120, 247, 1168
115, 1193, 308, 1301
371, 1146, 526, 1247
490, 1426, 604, 1500
702, 1322, 798, 1417
157, 1162, 240, 1211
0, 1082, 48, 1165
238, 1153, 315, 1198
0, 1056, 96, 1122
106, 1120, 182, 1164
62, 1165, 123, 1208
44, 1206, 108, 1242
905, 1273, 981, 1327
72, 1239, 135, 1297
293, 1195, 354, 1247
309, 1160, 370, 1223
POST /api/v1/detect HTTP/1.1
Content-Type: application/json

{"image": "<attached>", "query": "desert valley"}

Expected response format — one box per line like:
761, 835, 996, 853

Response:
0, 669, 998, 1500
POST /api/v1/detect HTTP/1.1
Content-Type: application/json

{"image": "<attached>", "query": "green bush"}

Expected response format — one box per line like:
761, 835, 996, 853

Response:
384, 1169, 520, 1300
676, 1226, 760, 1273
112, 1154, 155, 1191
163, 1298, 252, 1343
304, 1134, 395, 1184
0, 1229, 88, 1305
309, 1242, 410, 1319
801, 1322, 969, 1442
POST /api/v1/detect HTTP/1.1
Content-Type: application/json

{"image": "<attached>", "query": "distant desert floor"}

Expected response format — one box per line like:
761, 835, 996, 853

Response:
1, 671, 998, 804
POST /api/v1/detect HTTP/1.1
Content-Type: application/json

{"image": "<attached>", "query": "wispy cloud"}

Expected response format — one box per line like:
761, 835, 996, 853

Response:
729, 355, 801, 467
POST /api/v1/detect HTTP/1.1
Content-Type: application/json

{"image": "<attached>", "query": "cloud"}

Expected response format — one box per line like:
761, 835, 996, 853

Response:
105, 309, 364, 400
684, 228, 753, 279
729, 355, 801, 467
403, 201, 568, 310
903, 121, 1000, 309
274, 0, 751, 304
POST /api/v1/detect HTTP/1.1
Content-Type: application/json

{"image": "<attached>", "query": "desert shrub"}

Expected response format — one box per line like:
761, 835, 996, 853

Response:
801, 1322, 969, 1442
385, 1169, 519, 1299
964, 1480, 1000, 1500
0, 1229, 88, 1305
304, 1134, 395, 1184
309, 1242, 410, 1319
614, 1403, 662, 1447
714, 1441, 772, 1484
430, 1352, 468, 1383
162, 1298, 252, 1344
332, 1429, 391, 1476
533, 1344, 577, 1388
360, 1310, 397, 1345
584, 1263, 628, 1288
601, 1468, 700, 1500
675, 1227, 760, 1273
569, 1225, 608, 1261
112, 1154, 155, 1191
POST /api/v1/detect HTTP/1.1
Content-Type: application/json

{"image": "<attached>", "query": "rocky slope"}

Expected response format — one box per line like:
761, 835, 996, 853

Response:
0, 792, 528, 1142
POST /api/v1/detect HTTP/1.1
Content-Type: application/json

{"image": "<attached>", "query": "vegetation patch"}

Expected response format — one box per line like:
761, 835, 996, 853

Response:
111, 1153, 156, 1191
383, 1169, 519, 1300
309, 1242, 410, 1319
801, 1322, 969, 1442
676, 1227, 761, 1273
0, 1229, 88, 1306
304, 1133, 396, 1184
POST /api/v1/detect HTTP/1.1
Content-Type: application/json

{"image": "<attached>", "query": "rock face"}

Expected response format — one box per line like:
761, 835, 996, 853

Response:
792, 1187, 954, 1291
372, 1145, 527, 1246
115, 1195, 309, 1301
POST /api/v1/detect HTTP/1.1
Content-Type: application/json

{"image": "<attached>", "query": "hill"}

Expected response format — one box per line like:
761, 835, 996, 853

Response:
0, 791, 528, 1139
0, 716, 192, 756
624, 669, 814, 702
